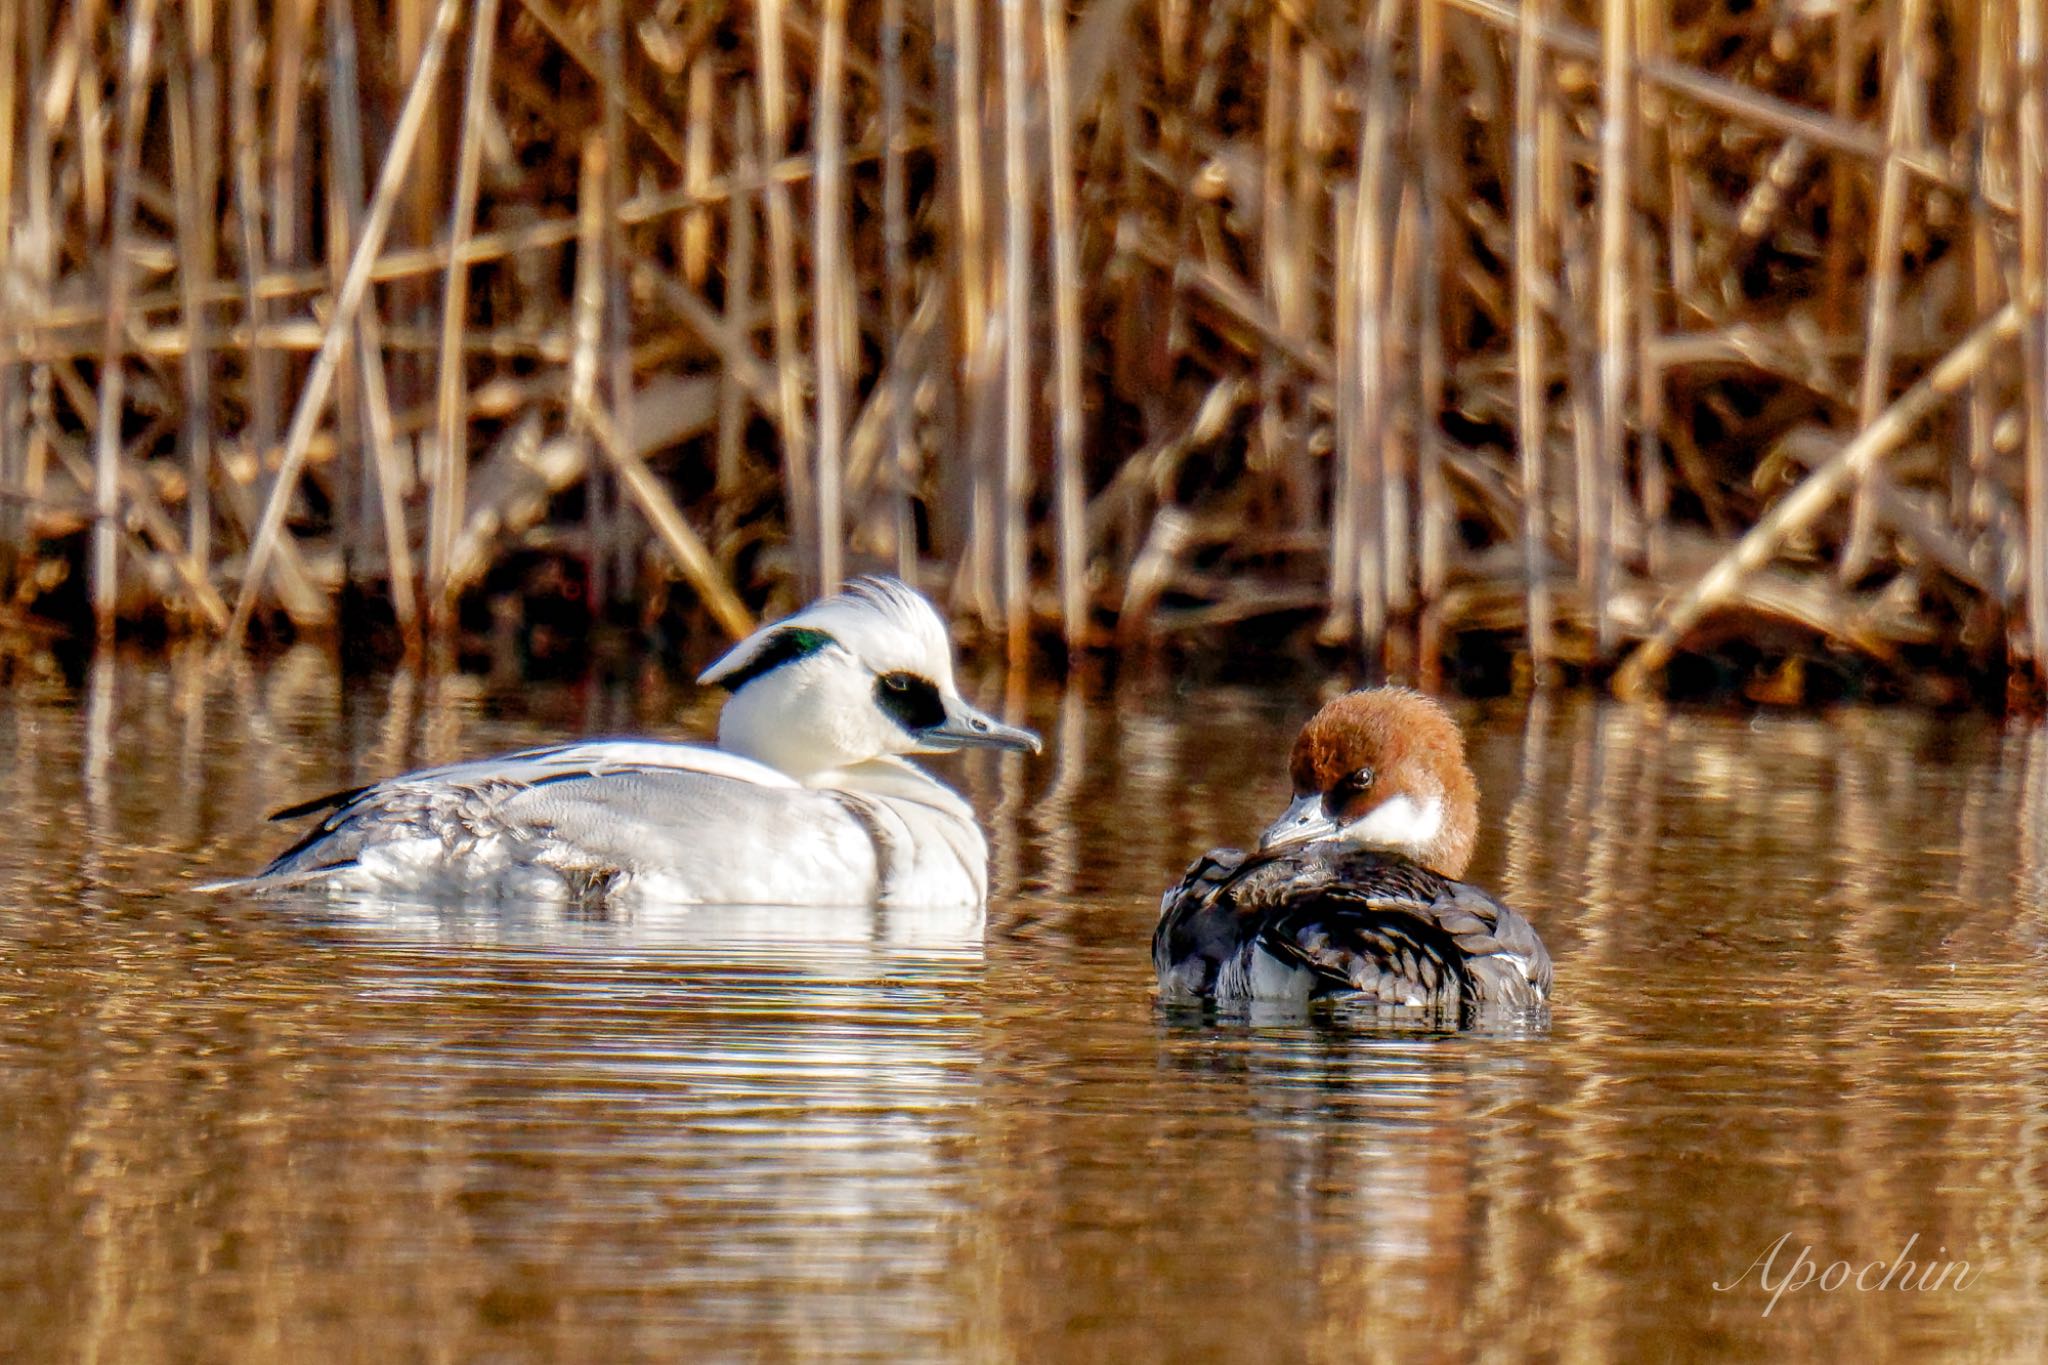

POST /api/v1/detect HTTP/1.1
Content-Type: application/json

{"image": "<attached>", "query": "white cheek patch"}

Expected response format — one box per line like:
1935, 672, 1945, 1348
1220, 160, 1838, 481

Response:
1346, 793, 1445, 859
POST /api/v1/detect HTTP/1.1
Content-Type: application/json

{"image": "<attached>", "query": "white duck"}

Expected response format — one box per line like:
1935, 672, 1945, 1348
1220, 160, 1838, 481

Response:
228, 577, 1040, 908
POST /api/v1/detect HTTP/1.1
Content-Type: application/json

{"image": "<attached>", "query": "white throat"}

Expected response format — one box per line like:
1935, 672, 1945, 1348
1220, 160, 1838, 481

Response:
1348, 793, 1445, 861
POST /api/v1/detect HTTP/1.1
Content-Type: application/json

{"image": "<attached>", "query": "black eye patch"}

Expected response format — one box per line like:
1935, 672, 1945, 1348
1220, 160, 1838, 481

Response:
716, 627, 835, 693
875, 671, 947, 732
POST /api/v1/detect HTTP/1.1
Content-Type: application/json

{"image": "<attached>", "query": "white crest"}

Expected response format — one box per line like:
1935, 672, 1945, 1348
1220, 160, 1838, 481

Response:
699, 576, 955, 692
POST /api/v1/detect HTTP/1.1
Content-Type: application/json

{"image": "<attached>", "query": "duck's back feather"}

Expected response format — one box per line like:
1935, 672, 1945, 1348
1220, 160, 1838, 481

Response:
1154, 845, 1551, 1011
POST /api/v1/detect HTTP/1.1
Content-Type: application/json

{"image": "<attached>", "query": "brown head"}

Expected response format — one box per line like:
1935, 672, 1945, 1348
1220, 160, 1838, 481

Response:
1259, 688, 1480, 877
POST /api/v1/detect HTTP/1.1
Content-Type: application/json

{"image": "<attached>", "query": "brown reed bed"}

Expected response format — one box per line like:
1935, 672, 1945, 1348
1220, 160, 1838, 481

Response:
0, 0, 2042, 703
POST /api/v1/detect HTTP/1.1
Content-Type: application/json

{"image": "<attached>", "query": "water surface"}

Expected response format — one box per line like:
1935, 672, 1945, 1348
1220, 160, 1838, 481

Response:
2, 651, 2045, 1361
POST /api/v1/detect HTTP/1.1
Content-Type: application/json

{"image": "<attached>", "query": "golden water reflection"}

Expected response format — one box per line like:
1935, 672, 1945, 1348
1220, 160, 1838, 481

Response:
2, 651, 2046, 1360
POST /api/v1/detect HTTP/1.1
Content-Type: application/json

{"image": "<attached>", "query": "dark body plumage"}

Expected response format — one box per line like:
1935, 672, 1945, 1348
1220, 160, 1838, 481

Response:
1154, 844, 1552, 1011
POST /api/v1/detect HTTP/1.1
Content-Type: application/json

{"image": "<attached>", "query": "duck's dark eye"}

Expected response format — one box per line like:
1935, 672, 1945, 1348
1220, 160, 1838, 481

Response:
1326, 766, 1377, 819
1332, 766, 1375, 797
883, 673, 911, 692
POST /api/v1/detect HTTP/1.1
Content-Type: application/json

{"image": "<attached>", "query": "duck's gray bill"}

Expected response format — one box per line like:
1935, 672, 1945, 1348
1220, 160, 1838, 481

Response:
925, 696, 1042, 754
1259, 794, 1338, 851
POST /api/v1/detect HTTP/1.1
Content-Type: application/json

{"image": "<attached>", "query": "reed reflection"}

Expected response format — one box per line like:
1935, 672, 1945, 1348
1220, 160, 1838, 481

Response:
6, 662, 2048, 1360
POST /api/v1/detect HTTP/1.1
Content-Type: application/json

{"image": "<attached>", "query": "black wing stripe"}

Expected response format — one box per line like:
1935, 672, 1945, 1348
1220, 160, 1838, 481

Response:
268, 784, 375, 822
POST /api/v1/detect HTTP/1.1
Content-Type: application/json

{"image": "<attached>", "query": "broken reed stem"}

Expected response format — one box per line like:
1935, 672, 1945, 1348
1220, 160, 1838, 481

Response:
812, 0, 848, 594
1614, 302, 2022, 697
226, 0, 463, 645
427, 0, 501, 630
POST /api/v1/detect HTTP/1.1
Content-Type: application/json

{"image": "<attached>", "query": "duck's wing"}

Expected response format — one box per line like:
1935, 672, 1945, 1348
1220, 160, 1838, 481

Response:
1246, 850, 1551, 1009
267, 739, 799, 823
1152, 846, 1252, 998
244, 742, 873, 902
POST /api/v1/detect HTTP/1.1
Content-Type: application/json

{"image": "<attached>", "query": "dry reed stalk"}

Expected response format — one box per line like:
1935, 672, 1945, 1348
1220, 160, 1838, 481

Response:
813, 0, 850, 593
753, 0, 817, 595
228, 0, 277, 501
597, 0, 635, 612
43, 362, 229, 626
0, 2, 17, 575
1286, 41, 1327, 534
1513, 0, 1553, 673
570, 133, 605, 520
682, 55, 714, 289
1592, 0, 1630, 653
426, 0, 502, 632
716, 90, 758, 505
20, 139, 922, 351
226, 0, 464, 645
323, 0, 418, 646
999, 0, 1031, 656
1843, 0, 1925, 581
69, 1, 105, 237
636, 255, 783, 409
1614, 301, 2023, 698
1042, 0, 1088, 648
1964, 0, 2009, 534
1416, 0, 1449, 608
266, 0, 308, 266
1448, 0, 1997, 208
1823, 0, 1857, 334
173, 1, 219, 583
880, 0, 914, 578
92, 0, 160, 641
841, 285, 943, 496
1255, 14, 1291, 515
2021, 0, 2048, 678
1383, 186, 1419, 626
1354, 0, 1400, 647
0, 0, 17, 291
574, 140, 752, 642
1328, 183, 1360, 643
952, 0, 996, 622
514, 0, 685, 168
1634, 220, 1666, 578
